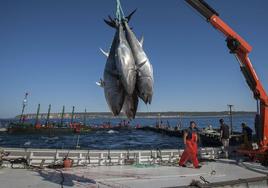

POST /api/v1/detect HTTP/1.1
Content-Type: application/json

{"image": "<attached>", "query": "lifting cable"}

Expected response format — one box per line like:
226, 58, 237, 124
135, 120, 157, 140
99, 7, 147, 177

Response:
115, 0, 125, 23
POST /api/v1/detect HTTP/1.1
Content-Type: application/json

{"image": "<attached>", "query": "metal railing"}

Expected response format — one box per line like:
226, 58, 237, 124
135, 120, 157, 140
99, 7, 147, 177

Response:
1, 147, 222, 167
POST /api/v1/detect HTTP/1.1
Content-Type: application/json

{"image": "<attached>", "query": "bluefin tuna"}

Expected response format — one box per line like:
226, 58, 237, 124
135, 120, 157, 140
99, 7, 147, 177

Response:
123, 21, 154, 104
115, 23, 136, 95
102, 29, 125, 115
122, 91, 139, 119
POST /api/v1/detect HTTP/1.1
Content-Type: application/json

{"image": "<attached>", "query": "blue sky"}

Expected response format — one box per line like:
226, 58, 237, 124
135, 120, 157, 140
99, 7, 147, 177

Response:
0, 0, 268, 118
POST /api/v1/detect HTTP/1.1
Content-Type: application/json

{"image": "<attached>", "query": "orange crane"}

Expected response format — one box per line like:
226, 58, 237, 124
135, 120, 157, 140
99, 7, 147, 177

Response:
185, 0, 268, 162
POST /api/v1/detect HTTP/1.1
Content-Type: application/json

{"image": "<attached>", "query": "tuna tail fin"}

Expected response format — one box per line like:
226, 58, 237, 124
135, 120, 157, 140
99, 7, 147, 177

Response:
104, 9, 137, 28
125, 9, 137, 22
104, 18, 117, 28
104, 15, 118, 28
100, 48, 109, 57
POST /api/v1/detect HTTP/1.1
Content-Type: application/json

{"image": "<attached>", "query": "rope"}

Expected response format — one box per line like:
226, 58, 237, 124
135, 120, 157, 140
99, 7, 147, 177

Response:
118, 0, 125, 19
200, 175, 210, 184
115, 0, 125, 22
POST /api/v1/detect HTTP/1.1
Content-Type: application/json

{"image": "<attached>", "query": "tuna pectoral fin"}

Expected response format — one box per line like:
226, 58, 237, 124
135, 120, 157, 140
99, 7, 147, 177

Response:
100, 48, 109, 57
96, 79, 104, 87
140, 36, 144, 47
136, 61, 147, 70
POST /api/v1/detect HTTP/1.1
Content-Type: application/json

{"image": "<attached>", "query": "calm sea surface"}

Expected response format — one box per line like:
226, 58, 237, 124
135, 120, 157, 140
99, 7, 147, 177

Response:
0, 115, 254, 150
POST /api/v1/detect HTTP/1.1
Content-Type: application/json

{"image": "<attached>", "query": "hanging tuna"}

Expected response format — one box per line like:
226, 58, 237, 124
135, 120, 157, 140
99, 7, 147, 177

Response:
97, 1, 153, 119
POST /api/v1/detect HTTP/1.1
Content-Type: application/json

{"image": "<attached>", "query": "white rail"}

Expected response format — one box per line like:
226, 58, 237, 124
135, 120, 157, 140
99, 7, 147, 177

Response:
1, 147, 222, 167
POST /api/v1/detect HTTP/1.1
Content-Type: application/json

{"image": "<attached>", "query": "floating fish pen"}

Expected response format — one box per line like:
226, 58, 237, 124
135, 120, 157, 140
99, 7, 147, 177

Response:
7, 123, 89, 135
137, 126, 183, 137
7, 127, 80, 134
90, 125, 132, 131
137, 126, 243, 147
7, 123, 131, 135
199, 129, 243, 147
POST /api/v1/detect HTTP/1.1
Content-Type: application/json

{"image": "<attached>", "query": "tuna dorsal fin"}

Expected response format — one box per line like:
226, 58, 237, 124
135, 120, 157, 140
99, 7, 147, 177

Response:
100, 48, 109, 57
140, 36, 144, 47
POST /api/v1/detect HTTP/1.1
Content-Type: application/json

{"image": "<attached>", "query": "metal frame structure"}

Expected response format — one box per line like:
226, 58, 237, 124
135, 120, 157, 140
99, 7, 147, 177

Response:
185, 0, 268, 159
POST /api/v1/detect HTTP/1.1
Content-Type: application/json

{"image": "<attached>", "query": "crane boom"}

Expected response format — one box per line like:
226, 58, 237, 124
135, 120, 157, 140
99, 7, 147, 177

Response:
185, 0, 268, 151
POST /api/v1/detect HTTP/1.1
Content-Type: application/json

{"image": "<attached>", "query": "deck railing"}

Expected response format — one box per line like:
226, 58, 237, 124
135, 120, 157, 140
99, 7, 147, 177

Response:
1, 147, 222, 167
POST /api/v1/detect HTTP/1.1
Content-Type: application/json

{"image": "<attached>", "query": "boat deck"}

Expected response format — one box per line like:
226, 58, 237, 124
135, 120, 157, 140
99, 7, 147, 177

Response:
0, 159, 268, 188
1, 147, 268, 187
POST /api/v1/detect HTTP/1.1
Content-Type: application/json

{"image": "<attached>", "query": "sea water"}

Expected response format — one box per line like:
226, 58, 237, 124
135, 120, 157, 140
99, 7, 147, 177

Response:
0, 114, 254, 150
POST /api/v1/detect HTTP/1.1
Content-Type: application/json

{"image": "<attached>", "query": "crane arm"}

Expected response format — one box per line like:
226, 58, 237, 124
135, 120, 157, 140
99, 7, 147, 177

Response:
185, 0, 268, 148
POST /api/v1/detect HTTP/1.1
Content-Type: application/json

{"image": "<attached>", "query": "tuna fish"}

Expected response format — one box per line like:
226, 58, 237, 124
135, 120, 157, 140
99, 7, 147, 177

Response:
99, 8, 153, 117
115, 23, 136, 95
123, 21, 154, 104
100, 23, 137, 118
102, 29, 125, 115
122, 91, 139, 119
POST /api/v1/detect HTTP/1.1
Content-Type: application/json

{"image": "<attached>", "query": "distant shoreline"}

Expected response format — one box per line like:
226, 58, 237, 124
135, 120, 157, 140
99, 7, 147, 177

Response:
14, 111, 255, 119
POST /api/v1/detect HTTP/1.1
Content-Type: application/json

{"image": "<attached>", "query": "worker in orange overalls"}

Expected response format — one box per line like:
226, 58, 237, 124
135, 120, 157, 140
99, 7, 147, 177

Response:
179, 121, 201, 168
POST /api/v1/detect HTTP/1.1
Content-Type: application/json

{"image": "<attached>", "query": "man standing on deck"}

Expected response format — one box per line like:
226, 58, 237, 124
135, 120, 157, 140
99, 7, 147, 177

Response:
179, 121, 201, 169
219, 119, 230, 158
241, 122, 253, 149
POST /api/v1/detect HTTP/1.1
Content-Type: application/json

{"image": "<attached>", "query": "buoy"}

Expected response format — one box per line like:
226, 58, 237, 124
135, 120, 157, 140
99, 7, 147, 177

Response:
63, 158, 73, 168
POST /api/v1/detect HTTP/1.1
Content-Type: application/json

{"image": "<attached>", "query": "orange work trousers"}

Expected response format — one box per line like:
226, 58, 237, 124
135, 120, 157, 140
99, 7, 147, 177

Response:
179, 133, 199, 168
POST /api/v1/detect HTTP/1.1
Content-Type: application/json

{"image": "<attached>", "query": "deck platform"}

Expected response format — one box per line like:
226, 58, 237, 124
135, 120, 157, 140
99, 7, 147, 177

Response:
0, 159, 268, 188
1, 147, 268, 187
